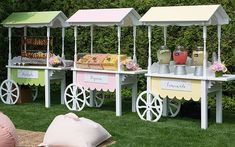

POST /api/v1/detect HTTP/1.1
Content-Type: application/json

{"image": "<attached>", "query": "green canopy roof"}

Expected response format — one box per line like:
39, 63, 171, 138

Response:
2, 11, 69, 28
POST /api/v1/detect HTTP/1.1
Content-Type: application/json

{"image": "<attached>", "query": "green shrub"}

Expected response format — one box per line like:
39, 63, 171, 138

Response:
0, 0, 235, 110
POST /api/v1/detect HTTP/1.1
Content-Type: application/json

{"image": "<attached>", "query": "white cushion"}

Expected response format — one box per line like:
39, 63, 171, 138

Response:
40, 113, 111, 147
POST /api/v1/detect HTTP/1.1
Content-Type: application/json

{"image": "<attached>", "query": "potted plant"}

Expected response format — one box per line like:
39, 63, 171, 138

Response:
210, 62, 227, 77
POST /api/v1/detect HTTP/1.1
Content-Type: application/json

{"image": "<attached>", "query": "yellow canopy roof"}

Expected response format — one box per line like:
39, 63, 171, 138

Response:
140, 5, 230, 26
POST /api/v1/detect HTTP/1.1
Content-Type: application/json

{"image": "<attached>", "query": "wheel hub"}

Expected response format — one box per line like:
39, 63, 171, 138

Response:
147, 105, 151, 110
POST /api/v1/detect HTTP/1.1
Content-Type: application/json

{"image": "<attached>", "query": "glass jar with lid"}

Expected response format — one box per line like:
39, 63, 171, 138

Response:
173, 45, 188, 65
157, 45, 171, 64
192, 46, 207, 66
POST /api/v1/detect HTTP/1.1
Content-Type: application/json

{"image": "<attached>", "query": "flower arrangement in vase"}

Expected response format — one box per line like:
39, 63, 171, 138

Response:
210, 62, 227, 77
122, 58, 140, 71
49, 55, 62, 67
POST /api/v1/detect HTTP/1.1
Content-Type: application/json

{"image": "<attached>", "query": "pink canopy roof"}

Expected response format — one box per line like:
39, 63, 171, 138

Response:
67, 8, 141, 26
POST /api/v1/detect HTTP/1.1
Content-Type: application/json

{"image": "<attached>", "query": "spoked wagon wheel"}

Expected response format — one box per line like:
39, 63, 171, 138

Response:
85, 90, 105, 108
168, 98, 181, 117
0, 80, 19, 104
94, 90, 105, 108
31, 86, 38, 101
85, 89, 92, 107
136, 91, 163, 122
64, 84, 86, 111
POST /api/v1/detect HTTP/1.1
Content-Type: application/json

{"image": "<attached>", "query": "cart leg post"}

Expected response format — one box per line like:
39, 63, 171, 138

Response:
45, 69, 51, 108
90, 90, 94, 107
73, 71, 77, 84
132, 79, 137, 112
162, 98, 168, 117
146, 93, 152, 121
60, 72, 66, 105
201, 80, 208, 129
116, 74, 122, 116
216, 83, 223, 123
146, 77, 152, 121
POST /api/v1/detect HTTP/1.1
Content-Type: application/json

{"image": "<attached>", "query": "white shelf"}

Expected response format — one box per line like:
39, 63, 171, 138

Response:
208, 74, 235, 81
7, 65, 71, 71
72, 68, 147, 75
146, 73, 235, 82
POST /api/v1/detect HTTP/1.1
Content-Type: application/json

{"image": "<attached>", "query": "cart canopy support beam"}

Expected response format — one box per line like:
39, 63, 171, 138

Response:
8, 28, 12, 79
203, 26, 207, 77
62, 27, 65, 59
117, 26, 121, 72
46, 27, 50, 67
133, 26, 137, 63
8, 28, 12, 66
148, 26, 152, 73
217, 25, 221, 63
74, 26, 78, 69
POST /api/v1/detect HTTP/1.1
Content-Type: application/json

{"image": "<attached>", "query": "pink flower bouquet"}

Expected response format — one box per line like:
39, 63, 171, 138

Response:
49, 55, 62, 67
210, 62, 227, 77
123, 59, 140, 71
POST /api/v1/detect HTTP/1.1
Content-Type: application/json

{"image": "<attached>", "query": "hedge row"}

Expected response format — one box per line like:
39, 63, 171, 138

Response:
0, 0, 235, 110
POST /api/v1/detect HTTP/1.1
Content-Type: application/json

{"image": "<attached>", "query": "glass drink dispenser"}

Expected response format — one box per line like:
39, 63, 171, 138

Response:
157, 45, 171, 74
193, 46, 206, 76
173, 46, 188, 75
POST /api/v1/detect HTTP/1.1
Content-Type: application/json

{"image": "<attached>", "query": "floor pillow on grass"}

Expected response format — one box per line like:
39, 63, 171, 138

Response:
0, 112, 18, 147
39, 113, 111, 147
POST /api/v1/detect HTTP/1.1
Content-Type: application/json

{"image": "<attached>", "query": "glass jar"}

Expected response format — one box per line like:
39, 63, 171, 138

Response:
157, 45, 171, 64
192, 46, 204, 66
173, 46, 188, 65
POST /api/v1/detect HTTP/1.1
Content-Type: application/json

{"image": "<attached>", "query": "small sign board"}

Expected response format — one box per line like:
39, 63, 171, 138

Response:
160, 78, 192, 91
84, 73, 109, 84
17, 70, 39, 79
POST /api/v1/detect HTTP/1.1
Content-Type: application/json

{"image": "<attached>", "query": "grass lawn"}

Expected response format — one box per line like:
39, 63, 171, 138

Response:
1, 90, 235, 147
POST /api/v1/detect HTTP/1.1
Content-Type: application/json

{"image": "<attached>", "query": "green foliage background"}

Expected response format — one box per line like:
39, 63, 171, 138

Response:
0, 0, 235, 109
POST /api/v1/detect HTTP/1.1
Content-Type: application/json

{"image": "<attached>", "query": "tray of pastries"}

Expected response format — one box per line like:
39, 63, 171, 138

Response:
76, 54, 127, 71
102, 54, 126, 71
88, 54, 107, 70
77, 54, 93, 69
21, 51, 52, 59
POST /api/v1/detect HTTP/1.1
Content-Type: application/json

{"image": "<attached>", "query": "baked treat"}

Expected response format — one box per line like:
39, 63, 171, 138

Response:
77, 54, 93, 69
102, 54, 126, 71
88, 54, 108, 70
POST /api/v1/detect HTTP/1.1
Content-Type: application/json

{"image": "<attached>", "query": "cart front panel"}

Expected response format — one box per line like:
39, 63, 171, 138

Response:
76, 71, 116, 92
151, 77, 201, 101
11, 68, 45, 86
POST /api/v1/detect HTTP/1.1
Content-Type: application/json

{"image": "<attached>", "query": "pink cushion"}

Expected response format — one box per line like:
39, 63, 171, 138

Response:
40, 113, 111, 147
0, 112, 18, 147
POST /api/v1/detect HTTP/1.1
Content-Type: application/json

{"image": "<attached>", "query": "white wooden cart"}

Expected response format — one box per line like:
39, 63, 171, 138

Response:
136, 5, 235, 129
1, 11, 69, 107
64, 8, 147, 116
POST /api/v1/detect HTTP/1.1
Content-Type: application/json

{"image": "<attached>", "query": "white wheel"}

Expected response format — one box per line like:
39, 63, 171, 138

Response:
0, 80, 19, 105
85, 90, 104, 108
136, 91, 163, 122
85, 89, 92, 107
31, 86, 38, 101
94, 90, 104, 108
168, 99, 181, 117
64, 84, 86, 111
